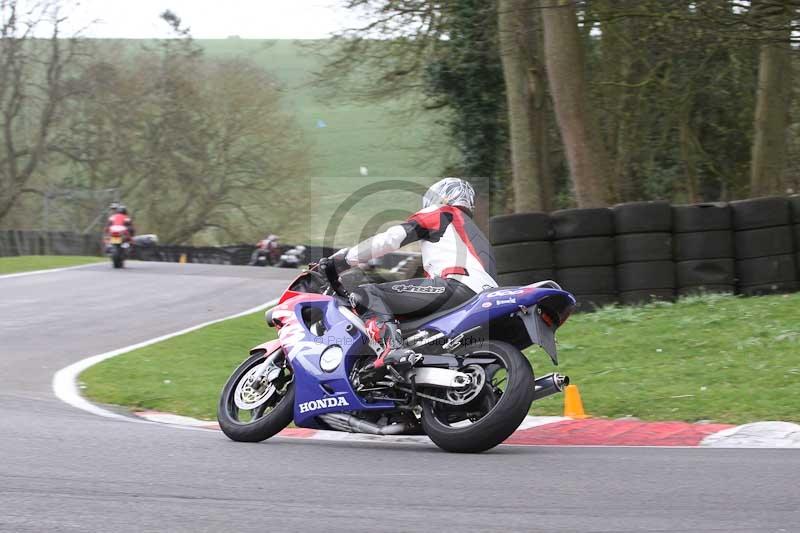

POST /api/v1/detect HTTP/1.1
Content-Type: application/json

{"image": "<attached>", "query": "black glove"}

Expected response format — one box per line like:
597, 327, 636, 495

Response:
319, 248, 350, 282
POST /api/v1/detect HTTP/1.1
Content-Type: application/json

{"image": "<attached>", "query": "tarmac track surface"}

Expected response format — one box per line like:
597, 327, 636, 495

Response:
1, 261, 798, 532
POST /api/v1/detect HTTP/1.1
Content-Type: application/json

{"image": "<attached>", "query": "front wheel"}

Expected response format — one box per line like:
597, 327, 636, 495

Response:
421, 340, 535, 453
217, 350, 294, 442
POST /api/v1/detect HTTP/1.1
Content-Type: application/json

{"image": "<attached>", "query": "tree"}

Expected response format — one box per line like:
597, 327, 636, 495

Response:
0, 0, 83, 223
318, 1, 510, 203
497, 0, 551, 211
578, 1, 760, 203
750, 0, 795, 196
54, 15, 309, 244
423, 0, 506, 180
541, 0, 612, 207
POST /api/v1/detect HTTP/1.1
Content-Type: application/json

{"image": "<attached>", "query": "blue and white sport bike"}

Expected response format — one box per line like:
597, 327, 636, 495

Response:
218, 264, 576, 453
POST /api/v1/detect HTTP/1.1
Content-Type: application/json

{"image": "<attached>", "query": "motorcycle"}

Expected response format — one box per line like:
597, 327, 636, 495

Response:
217, 264, 576, 453
130, 234, 160, 261
249, 238, 282, 266
104, 224, 131, 269
276, 245, 306, 268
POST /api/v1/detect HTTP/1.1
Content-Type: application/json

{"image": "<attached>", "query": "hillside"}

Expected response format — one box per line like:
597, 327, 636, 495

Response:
198, 39, 452, 245
2, 39, 451, 246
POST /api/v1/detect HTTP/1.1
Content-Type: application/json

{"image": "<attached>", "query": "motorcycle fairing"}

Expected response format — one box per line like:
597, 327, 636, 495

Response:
419, 286, 574, 363
249, 338, 282, 357
274, 294, 393, 427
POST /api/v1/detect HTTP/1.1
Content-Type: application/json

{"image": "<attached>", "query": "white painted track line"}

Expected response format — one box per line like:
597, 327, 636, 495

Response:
0, 262, 101, 280
52, 298, 279, 420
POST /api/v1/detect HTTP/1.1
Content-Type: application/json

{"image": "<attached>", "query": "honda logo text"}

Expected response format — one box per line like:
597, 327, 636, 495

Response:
298, 396, 350, 413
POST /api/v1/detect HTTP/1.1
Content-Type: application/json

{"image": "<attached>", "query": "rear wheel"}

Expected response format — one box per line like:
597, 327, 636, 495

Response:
218, 350, 294, 442
111, 247, 124, 268
421, 340, 535, 453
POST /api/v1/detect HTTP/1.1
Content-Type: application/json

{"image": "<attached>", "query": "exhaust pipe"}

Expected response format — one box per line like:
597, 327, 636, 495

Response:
532, 373, 569, 401
319, 413, 411, 435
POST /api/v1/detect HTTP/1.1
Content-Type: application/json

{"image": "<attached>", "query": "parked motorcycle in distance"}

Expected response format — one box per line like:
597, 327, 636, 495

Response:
130, 234, 160, 261
104, 224, 131, 268
218, 262, 576, 453
277, 245, 306, 268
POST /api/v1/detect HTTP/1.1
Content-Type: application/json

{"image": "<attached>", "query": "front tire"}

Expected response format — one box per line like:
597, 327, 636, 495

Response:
421, 340, 535, 453
218, 350, 294, 442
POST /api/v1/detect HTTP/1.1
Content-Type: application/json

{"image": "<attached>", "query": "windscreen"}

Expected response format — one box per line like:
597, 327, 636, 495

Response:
287, 271, 325, 294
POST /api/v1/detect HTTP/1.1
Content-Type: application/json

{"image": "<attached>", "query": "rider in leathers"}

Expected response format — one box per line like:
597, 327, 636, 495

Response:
105, 204, 136, 239
322, 178, 498, 373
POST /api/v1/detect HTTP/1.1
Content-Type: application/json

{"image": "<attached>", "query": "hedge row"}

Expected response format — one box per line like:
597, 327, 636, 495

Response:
490, 195, 800, 311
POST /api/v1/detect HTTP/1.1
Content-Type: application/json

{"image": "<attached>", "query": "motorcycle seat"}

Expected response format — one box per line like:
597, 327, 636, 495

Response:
396, 281, 565, 335
397, 291, 485, 334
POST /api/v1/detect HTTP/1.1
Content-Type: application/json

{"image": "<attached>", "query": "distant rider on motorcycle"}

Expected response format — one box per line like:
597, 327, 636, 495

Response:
320, 178, 498, 373
104, 204, 136, 239
250, 234, 280, 266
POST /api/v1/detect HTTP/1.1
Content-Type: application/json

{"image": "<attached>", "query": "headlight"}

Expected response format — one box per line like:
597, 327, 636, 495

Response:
320, 345, 343, 373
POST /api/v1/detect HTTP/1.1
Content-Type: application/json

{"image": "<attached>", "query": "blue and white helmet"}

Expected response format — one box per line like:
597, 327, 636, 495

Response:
422, 177, 475, 211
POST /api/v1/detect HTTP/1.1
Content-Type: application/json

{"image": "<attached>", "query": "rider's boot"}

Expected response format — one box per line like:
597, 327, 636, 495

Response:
367, 319, 420, 373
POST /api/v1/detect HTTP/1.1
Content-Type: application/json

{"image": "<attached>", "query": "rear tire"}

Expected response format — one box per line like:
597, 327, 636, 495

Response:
111, 247, 124, 269
421, 340, 534, 453
218, 350, 294, 442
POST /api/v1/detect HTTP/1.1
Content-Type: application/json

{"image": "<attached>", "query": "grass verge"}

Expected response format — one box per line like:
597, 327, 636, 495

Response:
80, 293, 800, 424
0, 255, 103, 274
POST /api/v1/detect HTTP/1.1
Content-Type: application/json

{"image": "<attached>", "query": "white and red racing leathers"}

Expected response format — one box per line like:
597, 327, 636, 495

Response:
345, 205, 498, 294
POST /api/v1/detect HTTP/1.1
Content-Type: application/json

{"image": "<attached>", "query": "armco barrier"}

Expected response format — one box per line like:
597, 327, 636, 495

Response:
0, 230, 101, 257
491, 195, 800, 311
0, 232, 338, 267
139, 244, 337, 266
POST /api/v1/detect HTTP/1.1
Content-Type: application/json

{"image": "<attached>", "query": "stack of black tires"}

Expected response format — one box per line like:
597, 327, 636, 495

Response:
672, 203, 735, 296
551, 208, 617, 311
488, 195, 800, 310
613, 201, 675, 305
489, 213, 554, 287
792, 195, 800, 279
731, 197, 798, 295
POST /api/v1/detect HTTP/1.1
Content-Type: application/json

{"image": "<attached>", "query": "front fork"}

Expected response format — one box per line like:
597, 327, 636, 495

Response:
251, 348, 287, 387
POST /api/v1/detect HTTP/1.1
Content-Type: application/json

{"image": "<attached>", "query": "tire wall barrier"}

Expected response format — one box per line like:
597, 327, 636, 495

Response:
490, 213, 554, 292
490, 195, 800, 311
552, 208, 617, 312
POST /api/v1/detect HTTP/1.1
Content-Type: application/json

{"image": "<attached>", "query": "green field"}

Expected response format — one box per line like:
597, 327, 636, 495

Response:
199, 40, 452, 180
0, 255, 103, 274
198, 39, 451, 245
80, 292, 800, 424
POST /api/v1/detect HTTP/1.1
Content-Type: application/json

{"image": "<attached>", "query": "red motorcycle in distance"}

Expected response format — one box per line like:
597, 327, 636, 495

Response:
249, 235, 282, 266
104, 224, 132, 268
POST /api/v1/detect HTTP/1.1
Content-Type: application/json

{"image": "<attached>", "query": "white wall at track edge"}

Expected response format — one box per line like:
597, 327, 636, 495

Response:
0, 262, 100, 280
701, 422, 800, 448
52, 298, 280, 421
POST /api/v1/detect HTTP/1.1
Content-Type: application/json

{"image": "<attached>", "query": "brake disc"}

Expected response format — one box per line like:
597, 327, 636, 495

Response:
444, 365, 486, 405
234, 364, 277, 410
